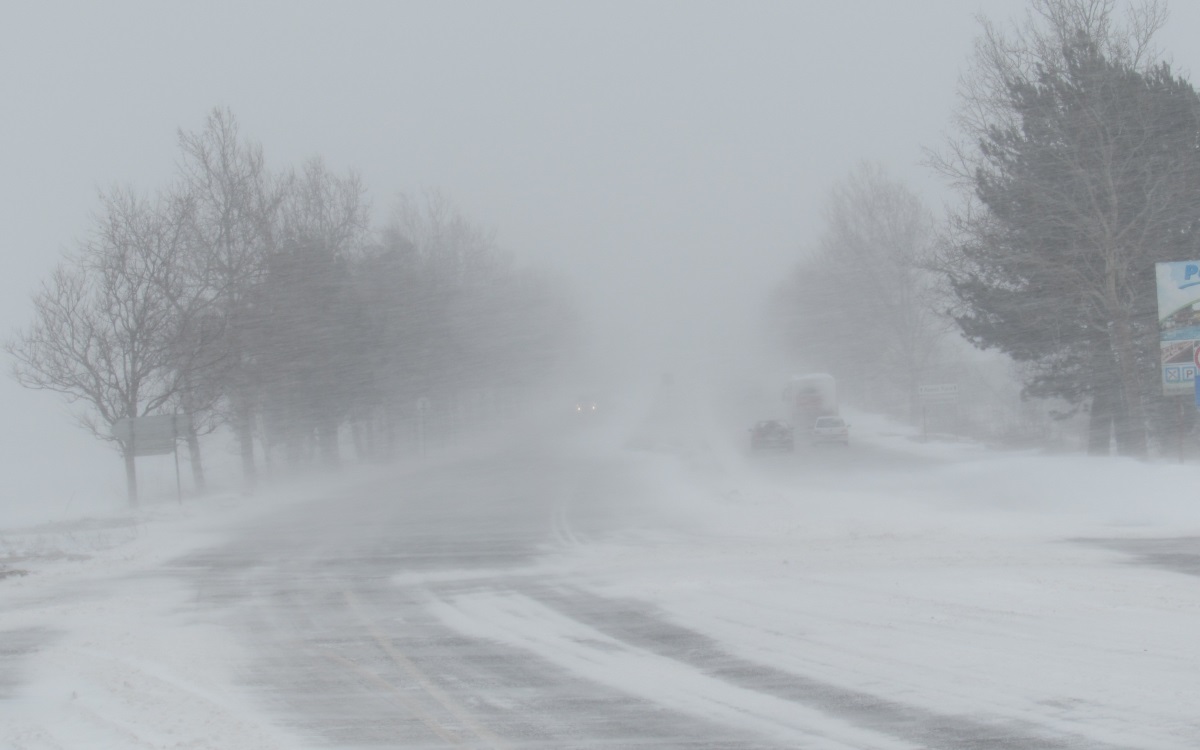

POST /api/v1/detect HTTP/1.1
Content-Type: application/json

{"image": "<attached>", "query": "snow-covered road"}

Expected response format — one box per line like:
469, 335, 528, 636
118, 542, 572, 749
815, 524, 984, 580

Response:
4, 413, 1200, 748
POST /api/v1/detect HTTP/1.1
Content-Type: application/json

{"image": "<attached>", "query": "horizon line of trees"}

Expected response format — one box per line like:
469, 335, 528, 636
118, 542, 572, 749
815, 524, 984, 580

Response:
6, 108, 577, 505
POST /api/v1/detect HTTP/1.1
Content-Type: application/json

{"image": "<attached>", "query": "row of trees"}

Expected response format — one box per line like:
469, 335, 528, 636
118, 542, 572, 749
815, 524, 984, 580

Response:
776, 0, 1200, 457
7, 109, 575, 504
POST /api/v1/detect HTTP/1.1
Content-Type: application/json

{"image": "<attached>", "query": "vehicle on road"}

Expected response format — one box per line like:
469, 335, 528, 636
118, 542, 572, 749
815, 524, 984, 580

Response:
812, 415, 850, 446
749, 420, 794, 451
784, 373, 838, 427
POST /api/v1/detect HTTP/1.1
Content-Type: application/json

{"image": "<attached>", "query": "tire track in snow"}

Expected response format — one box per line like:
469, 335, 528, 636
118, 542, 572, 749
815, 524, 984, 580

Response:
429, 585, 1135, 750
427, 589, 918, 750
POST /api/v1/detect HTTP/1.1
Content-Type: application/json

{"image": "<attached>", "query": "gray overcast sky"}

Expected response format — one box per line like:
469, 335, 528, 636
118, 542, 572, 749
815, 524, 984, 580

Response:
4, 1, 1200, 516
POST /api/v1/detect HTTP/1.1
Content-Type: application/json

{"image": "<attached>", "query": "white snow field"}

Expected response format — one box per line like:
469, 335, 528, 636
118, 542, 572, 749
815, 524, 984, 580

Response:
3, 408, 1200, 748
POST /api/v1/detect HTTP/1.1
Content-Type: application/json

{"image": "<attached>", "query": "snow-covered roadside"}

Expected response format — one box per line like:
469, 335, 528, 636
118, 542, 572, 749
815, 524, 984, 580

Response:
533, 416, 1200, 748
8, 404, 1200, 748
0, 414, 562, 750
0, 471, 381, 750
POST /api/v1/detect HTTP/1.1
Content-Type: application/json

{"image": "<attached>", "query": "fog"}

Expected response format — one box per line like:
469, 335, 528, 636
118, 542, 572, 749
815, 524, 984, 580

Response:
0, 3, 972, 515
6, 1, 1200, 520
2, 1, 1200, 506
11, 3, 1200, 746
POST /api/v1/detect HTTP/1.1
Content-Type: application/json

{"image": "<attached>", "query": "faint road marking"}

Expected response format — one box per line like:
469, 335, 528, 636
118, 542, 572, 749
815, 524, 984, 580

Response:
321, 650, 464, 745
343, 589, 510, 749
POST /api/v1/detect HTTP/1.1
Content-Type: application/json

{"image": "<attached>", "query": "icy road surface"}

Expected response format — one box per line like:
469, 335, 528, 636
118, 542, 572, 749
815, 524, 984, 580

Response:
5, 414, 1200, 748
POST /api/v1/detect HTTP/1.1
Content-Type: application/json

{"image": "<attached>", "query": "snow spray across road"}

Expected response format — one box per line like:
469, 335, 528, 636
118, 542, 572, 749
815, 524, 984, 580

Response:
4, 407, 1200, 748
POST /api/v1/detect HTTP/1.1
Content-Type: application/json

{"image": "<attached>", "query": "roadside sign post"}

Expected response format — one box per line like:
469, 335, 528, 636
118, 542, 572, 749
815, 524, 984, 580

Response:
1156, 262, 1200, 396
1155, 262, 1200, 461
1188, 377, 1200, 463
111, 414, 188, 503
173, 417, 182, 503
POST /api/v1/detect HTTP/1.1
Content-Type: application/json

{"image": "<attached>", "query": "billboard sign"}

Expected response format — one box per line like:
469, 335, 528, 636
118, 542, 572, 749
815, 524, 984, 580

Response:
1156, 262, 1200, 395
111, 414, 187, 456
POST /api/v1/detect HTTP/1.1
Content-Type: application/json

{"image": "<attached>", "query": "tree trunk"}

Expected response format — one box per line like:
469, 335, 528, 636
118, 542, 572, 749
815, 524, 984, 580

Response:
179, 394, 206, 492
1173, 396, 1191, 461
234, 399, 257, 490
1109, 313, 1148, 458
123, 446, 138, 507
1088, 387, 1115, 455
185, 423, 205, 493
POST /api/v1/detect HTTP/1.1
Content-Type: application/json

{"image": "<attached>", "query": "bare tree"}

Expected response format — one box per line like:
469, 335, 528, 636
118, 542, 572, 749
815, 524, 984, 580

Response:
773, 164, 947, 419
176, 106, 282, 487
156, 185, 226, 492
254, 158, 370, 467
11, 106, 581, 503
352, 191, 575, 451
389, 191, 508, 404
7, 188, 193, 505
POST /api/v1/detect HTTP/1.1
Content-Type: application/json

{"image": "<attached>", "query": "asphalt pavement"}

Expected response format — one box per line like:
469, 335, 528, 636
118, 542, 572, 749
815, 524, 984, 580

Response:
165, 426, 1130, 749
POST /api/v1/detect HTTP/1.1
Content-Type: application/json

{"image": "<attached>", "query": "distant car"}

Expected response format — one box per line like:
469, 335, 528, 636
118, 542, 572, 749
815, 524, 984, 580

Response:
812, 415, 849, 446
749, 420, 794, 451
575, 396, 599, 414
